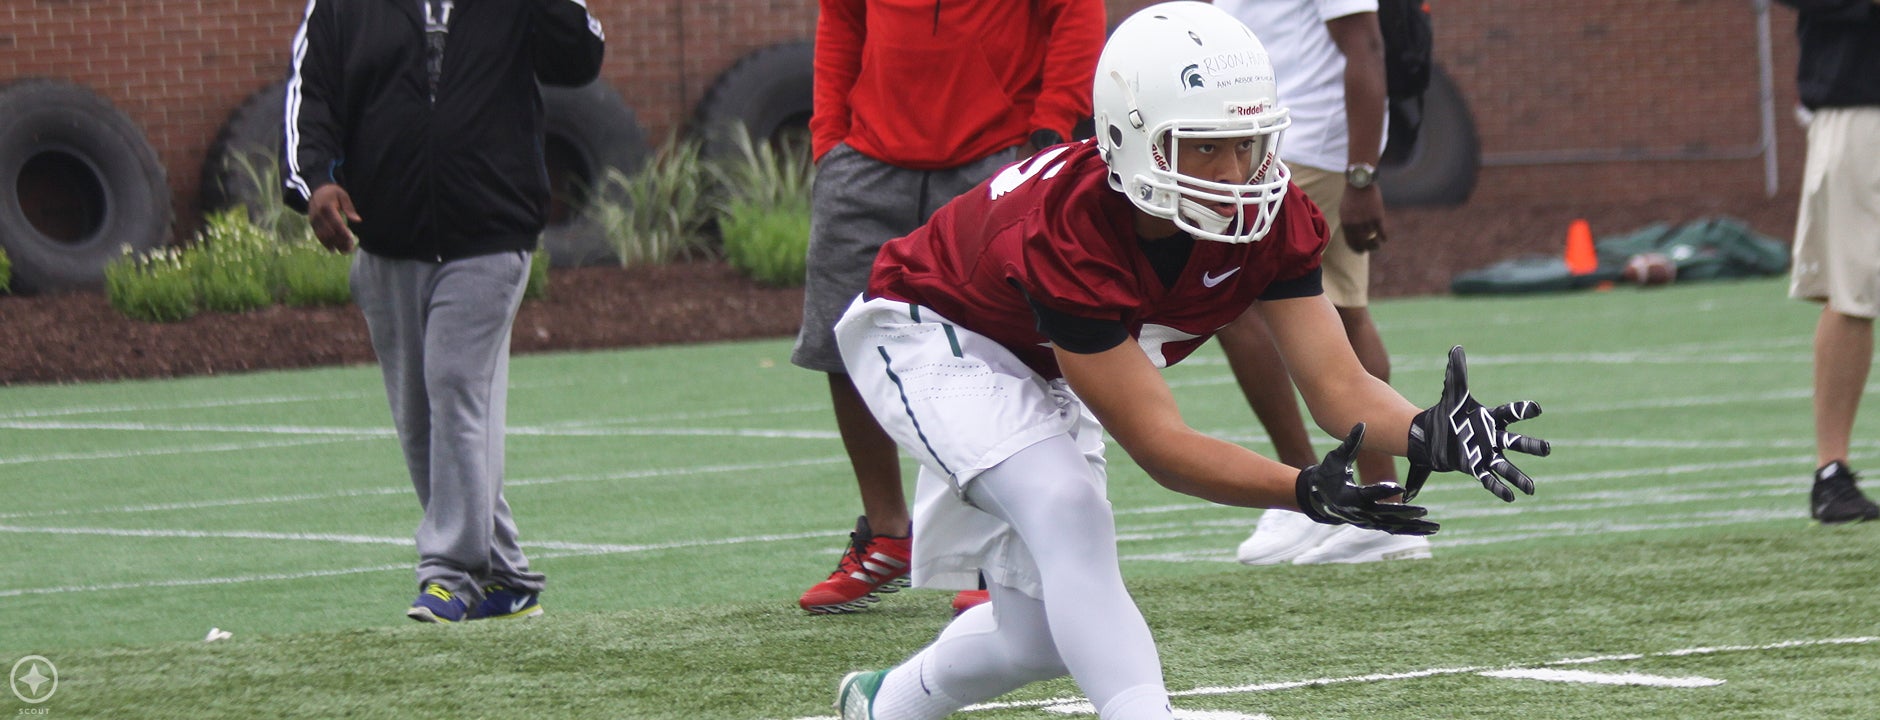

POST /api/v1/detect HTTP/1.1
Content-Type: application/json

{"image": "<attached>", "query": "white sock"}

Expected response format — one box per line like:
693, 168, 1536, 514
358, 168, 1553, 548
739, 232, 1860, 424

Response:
1098, 683, 1172, 720
872, 650, 965, 720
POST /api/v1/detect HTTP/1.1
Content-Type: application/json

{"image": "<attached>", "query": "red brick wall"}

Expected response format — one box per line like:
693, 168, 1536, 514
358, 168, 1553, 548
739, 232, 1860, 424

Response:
1442, 0, 1805, 204
1105, 0, 1806, 206
0, 0, 1808, 240
0, 0, 815, 239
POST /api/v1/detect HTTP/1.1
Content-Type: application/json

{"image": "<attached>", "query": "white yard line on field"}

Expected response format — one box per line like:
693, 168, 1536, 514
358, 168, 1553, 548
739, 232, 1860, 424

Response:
785, 636, 1875, 720
0, 528, 848, 598
0, 503, 1805, 597
0, 435, 373, 466
0, 456, 847, 519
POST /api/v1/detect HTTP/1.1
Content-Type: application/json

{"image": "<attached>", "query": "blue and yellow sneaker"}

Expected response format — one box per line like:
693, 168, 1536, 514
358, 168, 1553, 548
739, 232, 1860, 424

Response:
467, 584, 543, 620
836, 669, 886, 720
407, 582, 466, 623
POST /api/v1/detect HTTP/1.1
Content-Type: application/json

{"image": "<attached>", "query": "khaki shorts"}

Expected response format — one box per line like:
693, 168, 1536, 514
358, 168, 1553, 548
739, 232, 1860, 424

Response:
1789, 107, 1880, 319
1292, 164, 1368, 307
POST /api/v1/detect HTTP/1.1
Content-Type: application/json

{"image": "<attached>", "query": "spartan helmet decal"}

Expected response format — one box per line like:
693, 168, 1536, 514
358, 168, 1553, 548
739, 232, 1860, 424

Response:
1093, 1, 1292, 243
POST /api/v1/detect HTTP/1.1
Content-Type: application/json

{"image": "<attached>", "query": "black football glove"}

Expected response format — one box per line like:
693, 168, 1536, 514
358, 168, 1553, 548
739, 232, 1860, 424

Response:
1405, 346, 1551, 502
1295, 424, 1439, 536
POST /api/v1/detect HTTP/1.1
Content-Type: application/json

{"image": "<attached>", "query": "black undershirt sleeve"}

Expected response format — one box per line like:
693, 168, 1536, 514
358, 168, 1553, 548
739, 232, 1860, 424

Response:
1027, 294, 1131, 354
1259, 267, 1324, 301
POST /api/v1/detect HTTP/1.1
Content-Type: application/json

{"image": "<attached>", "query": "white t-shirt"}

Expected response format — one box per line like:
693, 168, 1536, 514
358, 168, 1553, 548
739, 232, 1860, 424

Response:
1215, 0, 1380, 173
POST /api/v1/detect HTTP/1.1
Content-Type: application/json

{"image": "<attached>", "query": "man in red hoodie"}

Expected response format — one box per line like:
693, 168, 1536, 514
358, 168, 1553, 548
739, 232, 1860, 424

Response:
792, 0, 1106, 615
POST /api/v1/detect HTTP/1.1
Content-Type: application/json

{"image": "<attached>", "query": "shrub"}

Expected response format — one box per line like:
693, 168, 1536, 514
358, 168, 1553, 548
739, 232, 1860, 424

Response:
190, 209, 276, 313
277, 242, 352, 307
106, 247, 199, 322
707, 124, 813, 287
717, 198, 809, 287
0, 246, 10, 294
587, 135, 716, 268
222, 151, 318, 247
526, 249, 550, 300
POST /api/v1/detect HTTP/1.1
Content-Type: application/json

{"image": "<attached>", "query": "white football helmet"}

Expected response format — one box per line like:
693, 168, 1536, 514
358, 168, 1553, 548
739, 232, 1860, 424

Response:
1094, 1, 1291, 243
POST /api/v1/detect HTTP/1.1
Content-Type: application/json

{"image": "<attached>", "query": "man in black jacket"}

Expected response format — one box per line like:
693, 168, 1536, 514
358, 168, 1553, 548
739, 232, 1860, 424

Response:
1778, 0, 1880, 525
284, 0, 606, 622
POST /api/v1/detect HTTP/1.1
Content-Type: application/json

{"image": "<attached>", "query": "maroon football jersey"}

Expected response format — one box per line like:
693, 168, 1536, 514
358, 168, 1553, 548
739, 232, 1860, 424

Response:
868, 140, 1329, 379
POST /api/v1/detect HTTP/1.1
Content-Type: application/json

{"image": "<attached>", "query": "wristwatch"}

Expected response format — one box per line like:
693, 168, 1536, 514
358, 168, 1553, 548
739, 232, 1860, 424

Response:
1345, 162, 1377, 189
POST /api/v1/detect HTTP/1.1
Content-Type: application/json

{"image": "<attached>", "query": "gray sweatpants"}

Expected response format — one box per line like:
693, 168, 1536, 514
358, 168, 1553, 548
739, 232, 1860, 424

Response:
791, 143, 1018, 373
351, 249, 544, 602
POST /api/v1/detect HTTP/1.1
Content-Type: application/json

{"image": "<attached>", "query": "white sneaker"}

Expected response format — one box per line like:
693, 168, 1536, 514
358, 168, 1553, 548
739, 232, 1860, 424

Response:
1291, 524, 1433, 565
1236, 510, 1341, 565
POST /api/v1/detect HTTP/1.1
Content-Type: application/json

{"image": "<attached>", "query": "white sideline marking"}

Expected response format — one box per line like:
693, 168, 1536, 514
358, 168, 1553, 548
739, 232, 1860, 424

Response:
0, 418, 836, 441
0, 376, 627, 421
0, 529, 846, 598
1479, 669, 1723, 687
1042, 703, 1269, 719
0, 419, 399, 435
0, 456, 846, 519
0, 563, 414, 598
0, 390, 378, 420
0, 435, 371, 466
919, 636, 1877, 717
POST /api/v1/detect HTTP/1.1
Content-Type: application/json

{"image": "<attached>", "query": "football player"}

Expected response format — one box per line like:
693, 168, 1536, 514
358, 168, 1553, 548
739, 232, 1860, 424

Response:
830, 3, 1550, 718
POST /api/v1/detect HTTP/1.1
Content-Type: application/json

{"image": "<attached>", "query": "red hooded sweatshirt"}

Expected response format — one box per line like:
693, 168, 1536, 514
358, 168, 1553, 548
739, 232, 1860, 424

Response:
811, 0, 1106, 169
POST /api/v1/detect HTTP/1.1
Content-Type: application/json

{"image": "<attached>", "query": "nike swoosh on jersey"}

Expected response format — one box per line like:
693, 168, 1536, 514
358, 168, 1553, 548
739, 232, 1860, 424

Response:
1201, 267, 1242, 288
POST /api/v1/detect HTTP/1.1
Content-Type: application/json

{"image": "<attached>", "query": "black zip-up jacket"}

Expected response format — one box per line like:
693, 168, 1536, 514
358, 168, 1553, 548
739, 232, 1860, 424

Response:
284, 0, 605, 261
1776, 0, 1880, 109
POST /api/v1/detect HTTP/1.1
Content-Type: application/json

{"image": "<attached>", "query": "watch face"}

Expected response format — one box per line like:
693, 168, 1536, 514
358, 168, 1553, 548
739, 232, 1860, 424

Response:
1346, 165, 1375, 188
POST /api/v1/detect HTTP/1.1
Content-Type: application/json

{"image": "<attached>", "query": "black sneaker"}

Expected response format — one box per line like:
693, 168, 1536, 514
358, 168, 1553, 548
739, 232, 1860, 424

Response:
1811, 461, 1880, 524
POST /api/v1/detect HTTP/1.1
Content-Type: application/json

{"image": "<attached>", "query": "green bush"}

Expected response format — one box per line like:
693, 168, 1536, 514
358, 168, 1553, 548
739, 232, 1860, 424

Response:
222, 151, 318, 247
707, 124, 814, 287
106, 248, 199, 322
587, 135, 716, 268
277, 243, 352, 307
717, 198, 809, 287
190, 209, 277, 313
526, 249, 550, 301
0, 245, 10, 294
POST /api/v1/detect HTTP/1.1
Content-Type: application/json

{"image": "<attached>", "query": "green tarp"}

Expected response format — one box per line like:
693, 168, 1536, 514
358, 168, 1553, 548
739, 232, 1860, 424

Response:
1449, 216, 1791, 296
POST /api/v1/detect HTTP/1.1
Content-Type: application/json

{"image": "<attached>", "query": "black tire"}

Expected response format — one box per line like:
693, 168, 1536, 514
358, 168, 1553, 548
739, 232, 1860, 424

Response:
692, 41, 814, 162
199, 79, 288, 222
0, 79, 173, 294
1380, 64, 1479, 207
539, 79, 648, 267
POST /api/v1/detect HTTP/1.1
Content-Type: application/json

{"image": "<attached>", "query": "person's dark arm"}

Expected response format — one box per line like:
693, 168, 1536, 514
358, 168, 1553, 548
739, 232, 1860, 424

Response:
1325, 10, 1388, 252
532, 0, 606, 87
1774, 0, 1875, 22
282, 0, 345, 215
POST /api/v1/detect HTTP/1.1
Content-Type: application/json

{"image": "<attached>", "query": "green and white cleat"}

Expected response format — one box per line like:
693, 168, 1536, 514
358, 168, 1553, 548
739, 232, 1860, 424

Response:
836, 669, 887, 720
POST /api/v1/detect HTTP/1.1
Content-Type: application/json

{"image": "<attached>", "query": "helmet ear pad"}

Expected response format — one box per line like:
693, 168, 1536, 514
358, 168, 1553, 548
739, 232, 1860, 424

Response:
1092, 1, 1293, 244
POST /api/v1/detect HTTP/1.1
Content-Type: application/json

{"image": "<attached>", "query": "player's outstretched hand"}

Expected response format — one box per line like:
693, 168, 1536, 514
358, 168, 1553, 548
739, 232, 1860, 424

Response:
1405, 345, 1551, 502
1295, 424, 1440, 536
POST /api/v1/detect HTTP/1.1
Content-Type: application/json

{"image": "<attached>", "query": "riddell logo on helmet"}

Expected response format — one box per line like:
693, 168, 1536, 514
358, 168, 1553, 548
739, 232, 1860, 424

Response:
1225, 102, 1267, 117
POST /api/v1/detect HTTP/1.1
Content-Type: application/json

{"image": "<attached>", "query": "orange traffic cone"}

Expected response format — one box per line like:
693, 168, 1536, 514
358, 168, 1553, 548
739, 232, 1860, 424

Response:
1564, 218, 1597, 276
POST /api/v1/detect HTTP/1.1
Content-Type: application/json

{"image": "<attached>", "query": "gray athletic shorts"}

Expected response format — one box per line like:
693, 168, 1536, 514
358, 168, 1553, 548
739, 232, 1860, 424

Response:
790, 143, 1017, 373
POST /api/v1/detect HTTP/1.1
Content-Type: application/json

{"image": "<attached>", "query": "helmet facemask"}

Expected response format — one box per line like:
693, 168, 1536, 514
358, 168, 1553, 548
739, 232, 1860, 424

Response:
1140, 119, 1292, 243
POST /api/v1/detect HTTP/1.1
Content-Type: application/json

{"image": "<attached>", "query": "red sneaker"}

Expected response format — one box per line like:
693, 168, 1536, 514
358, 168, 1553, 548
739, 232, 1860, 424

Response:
799, 516, 912, 614
950, 589, 990, 616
